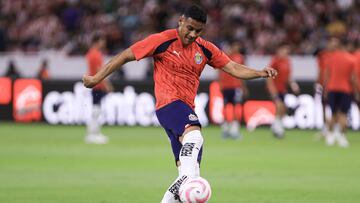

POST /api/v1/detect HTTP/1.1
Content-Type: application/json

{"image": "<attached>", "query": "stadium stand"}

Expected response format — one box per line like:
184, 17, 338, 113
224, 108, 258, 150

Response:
0, 0, 359, 55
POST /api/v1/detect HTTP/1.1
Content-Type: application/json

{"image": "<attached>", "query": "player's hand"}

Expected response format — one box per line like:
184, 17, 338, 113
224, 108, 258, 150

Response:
261, 67, 277, 79
82, 75, 98, 88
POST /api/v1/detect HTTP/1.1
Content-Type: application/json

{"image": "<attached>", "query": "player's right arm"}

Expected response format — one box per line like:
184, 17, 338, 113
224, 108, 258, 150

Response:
83, 48, 135, 88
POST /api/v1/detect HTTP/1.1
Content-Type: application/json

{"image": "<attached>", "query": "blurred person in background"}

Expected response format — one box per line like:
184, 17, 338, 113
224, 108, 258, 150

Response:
37, 59, 50, 80
5, 60, 21, 80
85, 34, 113, 144
323, 37, 359, 147
314, 41, 333, 139
218, 41, 248, 139
266, 43, 300, 139
82, 5, 277, 202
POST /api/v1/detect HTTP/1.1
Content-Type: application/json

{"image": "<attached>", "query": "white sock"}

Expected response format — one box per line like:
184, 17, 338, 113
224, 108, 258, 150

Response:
230, 121, 239, 134
272, 116, 284, 133
195, 162, 200, 177
321, 124, 329, 135
221, 122, 229, 133
334, 123, 341, 134
179, 130, 203, 178
160, 174, 187, 203
87, 105, 101, 135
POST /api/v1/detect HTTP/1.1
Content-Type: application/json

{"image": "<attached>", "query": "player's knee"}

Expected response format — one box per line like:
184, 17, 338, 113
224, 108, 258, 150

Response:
182, 130, 203, 147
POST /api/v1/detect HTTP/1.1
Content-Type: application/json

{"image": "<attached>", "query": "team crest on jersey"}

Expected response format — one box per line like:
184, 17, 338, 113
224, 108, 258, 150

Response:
188, 113, 198, 121
194, 52, 203, 64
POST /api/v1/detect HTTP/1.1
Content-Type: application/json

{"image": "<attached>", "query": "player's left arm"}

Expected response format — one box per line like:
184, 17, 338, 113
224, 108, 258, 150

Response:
222, 60, 277, 80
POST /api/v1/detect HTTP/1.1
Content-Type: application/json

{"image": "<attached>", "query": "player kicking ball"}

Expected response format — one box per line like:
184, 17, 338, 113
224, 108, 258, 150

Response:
83, 5, 277, 202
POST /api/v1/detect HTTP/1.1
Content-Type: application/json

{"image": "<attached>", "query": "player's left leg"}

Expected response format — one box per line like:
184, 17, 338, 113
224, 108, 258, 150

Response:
222, 103, 233, 138
271, 94, 286, 138
335, 93, 352, 147
229, 88, 244, 139
222, 88, 242, 139
85, 89, 108, 144
221, 89, 233, 138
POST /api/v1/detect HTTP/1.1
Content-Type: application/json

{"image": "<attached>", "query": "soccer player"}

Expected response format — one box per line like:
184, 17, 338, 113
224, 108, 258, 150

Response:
218, 41, 248, 139
266, 43, 300, 138
82, 5, 277, 202
84, 34, 113, 144
323, 37, 358, 147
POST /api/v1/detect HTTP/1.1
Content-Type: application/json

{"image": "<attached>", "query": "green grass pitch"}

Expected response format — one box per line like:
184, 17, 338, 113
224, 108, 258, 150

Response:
0, 122, 360, 203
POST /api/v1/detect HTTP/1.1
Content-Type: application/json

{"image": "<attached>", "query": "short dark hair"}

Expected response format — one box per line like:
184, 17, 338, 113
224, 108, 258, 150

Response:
92, 33, 105, 44
184, 5, 207, 24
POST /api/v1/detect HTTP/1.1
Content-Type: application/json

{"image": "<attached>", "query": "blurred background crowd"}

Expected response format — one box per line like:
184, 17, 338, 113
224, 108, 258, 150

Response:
1, 0, 359, 55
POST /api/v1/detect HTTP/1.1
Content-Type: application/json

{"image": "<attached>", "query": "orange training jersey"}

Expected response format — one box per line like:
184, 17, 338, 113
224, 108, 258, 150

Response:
317, 50, 330, 86
219, 53, 244, 90
131, 29, 230, 109
86, 47, 105, 90
269, 56, 290, 94
325, 50, 357, 93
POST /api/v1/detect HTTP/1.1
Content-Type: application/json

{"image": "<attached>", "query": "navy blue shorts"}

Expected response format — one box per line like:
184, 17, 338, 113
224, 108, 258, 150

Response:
92, 89, 106, 104
156, 100, 203, 164
327, 91, 352, 114
222, 88, 243, 104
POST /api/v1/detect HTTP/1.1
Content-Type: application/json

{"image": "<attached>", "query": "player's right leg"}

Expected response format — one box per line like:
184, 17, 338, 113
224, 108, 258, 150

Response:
156, 100, 203, 203
325, 92, 338, 146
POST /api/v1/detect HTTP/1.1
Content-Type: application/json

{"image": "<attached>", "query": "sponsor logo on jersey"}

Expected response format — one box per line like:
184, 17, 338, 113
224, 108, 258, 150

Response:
194, 52, 202, 64
172, 50, 180, 57
188, 113, 198, 121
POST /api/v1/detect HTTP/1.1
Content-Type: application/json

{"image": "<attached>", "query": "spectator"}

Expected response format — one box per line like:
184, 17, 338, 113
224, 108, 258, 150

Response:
37, 59, 50, 80
5, 60, 21, 80
218, 41, 248, 139
266, 43, 300, 139
1, 0, 360, 55
323, 37, 358, 147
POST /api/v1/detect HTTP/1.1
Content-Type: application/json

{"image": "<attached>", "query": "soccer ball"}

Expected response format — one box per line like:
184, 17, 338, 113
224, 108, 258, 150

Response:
179, 177, 212, 203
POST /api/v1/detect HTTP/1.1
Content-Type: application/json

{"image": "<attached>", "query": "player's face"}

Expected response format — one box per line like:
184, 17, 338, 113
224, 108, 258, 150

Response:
327, 38, 340, 51
278, 45, 290, 57
178, 16, 205, 46
98, 38, 107, 50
